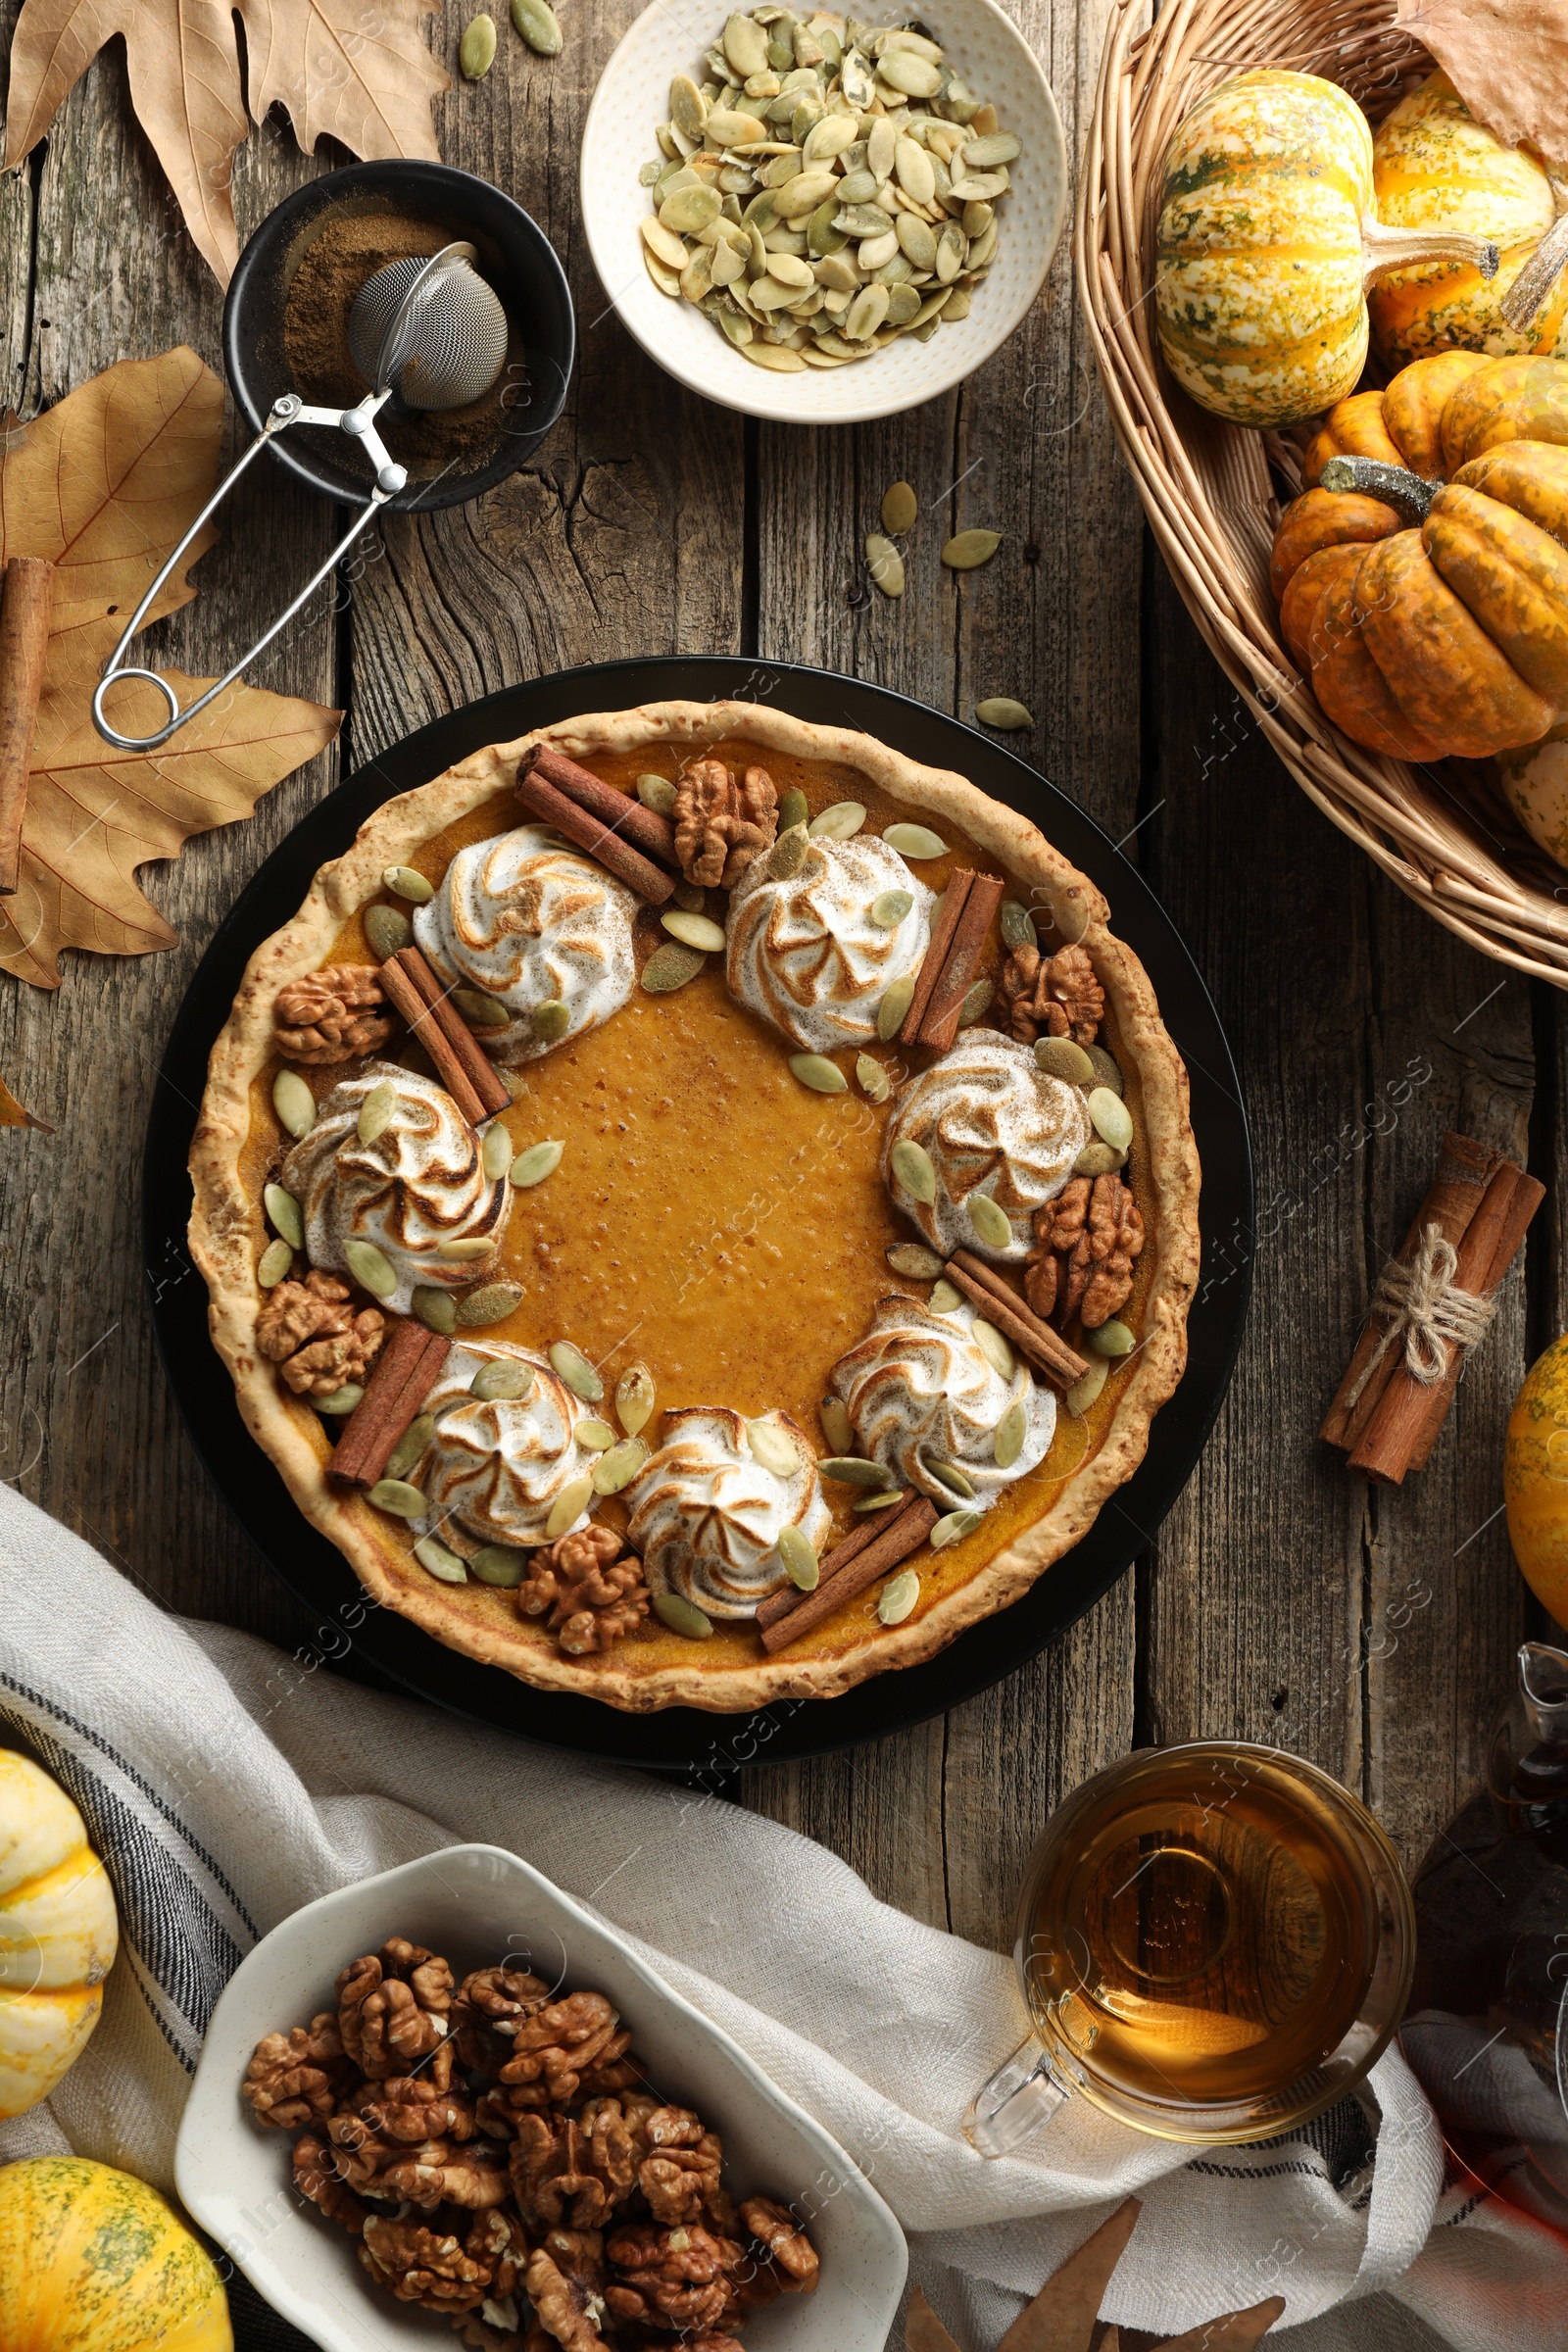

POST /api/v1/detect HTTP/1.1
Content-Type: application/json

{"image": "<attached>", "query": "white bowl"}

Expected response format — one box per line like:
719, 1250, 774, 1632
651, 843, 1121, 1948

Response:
579, 0, 1068, 424
176, 1843, 906, 2352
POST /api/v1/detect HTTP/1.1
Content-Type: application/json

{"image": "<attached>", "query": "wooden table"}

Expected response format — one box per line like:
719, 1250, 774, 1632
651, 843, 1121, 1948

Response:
0, 0, 1547, 2008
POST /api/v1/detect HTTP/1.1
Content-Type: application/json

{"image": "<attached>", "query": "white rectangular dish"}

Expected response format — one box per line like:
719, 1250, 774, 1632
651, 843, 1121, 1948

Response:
176, 1842, 906, 2351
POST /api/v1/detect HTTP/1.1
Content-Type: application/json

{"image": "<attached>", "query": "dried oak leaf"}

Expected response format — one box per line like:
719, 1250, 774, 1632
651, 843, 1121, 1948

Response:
0, 350, 339, 991
4, 0, 448, 285
1396, 0, 1568, 165
0, 1070, 51, 1129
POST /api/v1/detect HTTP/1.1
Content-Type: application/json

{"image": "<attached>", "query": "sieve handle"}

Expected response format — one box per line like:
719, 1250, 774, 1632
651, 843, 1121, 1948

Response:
91, 392, 407, 754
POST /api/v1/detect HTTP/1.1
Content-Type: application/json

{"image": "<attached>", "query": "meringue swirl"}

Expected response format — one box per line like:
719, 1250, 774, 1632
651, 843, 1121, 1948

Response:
625, 1406, 830, 1619
882, 1031, 1090, 1260
281, 1061, 512, 1315
414, 826, 638, 1063
829, 1293, 1054, 1509
409, 1341, 592, 1550
725, 833, 933, 1054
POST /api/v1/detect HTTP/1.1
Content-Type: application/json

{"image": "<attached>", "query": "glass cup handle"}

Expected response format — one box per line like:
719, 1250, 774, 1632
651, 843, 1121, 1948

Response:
962, 2035, 1071, 2156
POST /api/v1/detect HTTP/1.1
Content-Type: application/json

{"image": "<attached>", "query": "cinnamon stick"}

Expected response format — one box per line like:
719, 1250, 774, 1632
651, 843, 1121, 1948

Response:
514, 757, 674, 905
381, 948, 512, 1127
755, 1491, 924, 1631
901, 869, 974, 1047
1348, 1160, 1544, 1486
0, 558, 54, 895
920, 874, 1004, 1051
945, 1251, 1091, 1389
331, 1319, 452, 1487
1406, 1164, 1545, 1473
760, 1497, 938, 1652
1320, 1131, 1498, 1451
518, 745, 679, 869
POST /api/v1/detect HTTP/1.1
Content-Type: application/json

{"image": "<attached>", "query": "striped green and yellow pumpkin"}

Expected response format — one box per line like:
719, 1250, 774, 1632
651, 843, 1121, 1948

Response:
1155, 70, 1501, 427
0, 2158, 231, 2352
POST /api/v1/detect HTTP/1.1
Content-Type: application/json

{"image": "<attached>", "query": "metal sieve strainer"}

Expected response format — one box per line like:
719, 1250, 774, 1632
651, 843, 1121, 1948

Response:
92, 241, 511, 752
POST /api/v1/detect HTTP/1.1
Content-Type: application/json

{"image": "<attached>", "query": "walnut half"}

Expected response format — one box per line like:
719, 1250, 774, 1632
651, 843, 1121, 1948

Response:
517, 1526, 650, 1655
255, 1269, 385, 1397
274, 964, 396, 1064
1025, 1171, 1144, 1330
1000, 941, 1104, 1047
673, 759, 778, 889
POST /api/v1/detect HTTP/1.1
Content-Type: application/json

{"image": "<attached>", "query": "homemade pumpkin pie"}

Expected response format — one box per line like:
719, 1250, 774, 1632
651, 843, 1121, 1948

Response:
190, 701, 1200, 1712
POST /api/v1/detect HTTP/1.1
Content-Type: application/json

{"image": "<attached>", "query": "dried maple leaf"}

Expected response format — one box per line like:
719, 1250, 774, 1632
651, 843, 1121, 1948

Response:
0, 348, 339, 989
1396, 0, 1568, 166
4, 0, 447, 285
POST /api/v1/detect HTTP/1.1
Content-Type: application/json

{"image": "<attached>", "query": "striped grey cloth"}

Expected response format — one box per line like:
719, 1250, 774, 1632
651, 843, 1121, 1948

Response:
1, 1479, 1560, 2352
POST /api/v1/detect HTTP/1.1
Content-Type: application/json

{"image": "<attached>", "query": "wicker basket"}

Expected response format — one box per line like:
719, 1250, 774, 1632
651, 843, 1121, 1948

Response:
1075, 0, 1568, 984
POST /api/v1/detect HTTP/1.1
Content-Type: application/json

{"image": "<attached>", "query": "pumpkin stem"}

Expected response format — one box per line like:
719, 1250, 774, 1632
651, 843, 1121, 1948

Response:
1359, 215, 1500, 290
1500, 209, 1568, 336
1318, 456, 1437, 527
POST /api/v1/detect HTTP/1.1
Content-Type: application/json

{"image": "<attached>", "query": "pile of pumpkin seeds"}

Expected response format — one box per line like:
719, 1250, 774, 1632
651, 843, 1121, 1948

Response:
638, 9, 1016, 372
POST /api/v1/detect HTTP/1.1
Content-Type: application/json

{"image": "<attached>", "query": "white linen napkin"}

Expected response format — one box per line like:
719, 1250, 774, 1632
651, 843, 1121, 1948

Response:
1, 1480, 1562, 2351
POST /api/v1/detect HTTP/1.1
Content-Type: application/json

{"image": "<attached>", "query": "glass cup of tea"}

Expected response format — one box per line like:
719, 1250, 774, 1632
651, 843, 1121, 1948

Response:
964, 1740, 1416, 2153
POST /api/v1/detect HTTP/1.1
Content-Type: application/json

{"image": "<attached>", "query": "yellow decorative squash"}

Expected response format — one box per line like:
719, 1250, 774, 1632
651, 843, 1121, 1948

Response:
1156, 70, 1501, 427
1370, 74, 1568, 370
0, 1753, 119, 2118
0, 2158, 231, 2352
1498, 721, 1568, 867
1505, 1335, 1568, 1629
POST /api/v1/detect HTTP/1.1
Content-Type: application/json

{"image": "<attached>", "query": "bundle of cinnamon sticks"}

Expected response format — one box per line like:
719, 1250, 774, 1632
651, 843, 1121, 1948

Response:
514, 744, 677, 905
1321, 1131, 1543, 1485
900, 869, 1004, 1051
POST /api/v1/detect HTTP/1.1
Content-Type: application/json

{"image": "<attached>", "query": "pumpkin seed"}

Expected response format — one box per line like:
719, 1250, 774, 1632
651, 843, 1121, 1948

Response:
865, 532, 905, 597
885, 284, 921, 326
545, 1473, 594, 1539
857, 1053, 891, 1102
942, 530, 1001, 570
642, 217, 691, 271
480, 1122, 513, 1182
879, 46, 941, 94
723, 9, 770, 74
748, 1417, 801, 1476
470, 1544, 527, 1587
818, 1454, 895, 1490
1074, 1141, 1127, 1178
896, 214, 938, 272
644, 246, 682, 298
662, 909, 726, 953
820, 1396, 854, 1452
454, 988, 510, 1028
511, 1139, 564, 1188
931, 1506, 983, 1548
264, 1182, 304, 1250
975, 698, 1033, 730
1064, 1357, 1109, 1415
777, 786, 809, 832
882, 822, 947, 858
654, 1591, 713, 1640
416, 1536, 468, 1584
846, 283, 891, 341
891, 1138, 937, 1203
383, 863, 434, 903
778, 1525, 818, 1588
888, 1242, 944, 1278
963, 130, 1021, 167
808, 800, 865, 840
642, 942, 706, 994
961, 198, 995, 238
669, 72, 708, 140
970, 1194, 1012, 1250
374, 1420, 433, 1488
929, 1277, 963, 1312
637, 772, 677, 814
765, 824, 809, 882
258, 1236, 294, 1287
460, 13, 497, 75
670, 879, 707, 915
924, 1454, 976, 1498
593, 1437, 648, 1494
510, 0, 562, 50
272, 1069, 317, 1140
1086, 1046, 1123, 1096
576, 1417, 616, 1450
316, 1385, 363, 1415
456, 1282, 523, 1327
365, 904, 413, 960
368, 1477, 426, 1518
972, 1316, 1015, 1380
877, 1567, 920, 1624
1036, 1038, 1095, 1085
412, 1286, 459, 1334
790, 1053, 848, 1094
881, 480, 917, 534
550, 1340, 604, 1401
532, 998, 571, 1041
436, 1236, 495, 1263
342, 1240, 396, 1299
957, 977, 994, 1028
356, 1079, 395, 1146
858, 231, 899, 272
1087, 1318, 1136, 1358
616, 1363, 656, 1435
1087, 1087, 1133, 1152
993, 1398, 1026, 1468
470, 1361, 533, 1403
870, 888, 914, 929
878, 974, 916, 1039
855, 1487, 907, 1512
1000, 900, 1037, 953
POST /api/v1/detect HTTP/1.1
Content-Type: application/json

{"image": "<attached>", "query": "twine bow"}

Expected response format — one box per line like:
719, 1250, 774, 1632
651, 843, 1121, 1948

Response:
1342, 1221, 1497, 1413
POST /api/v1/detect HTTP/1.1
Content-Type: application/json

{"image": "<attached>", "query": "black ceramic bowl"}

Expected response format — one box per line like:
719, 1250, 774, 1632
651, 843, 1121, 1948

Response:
223, 160, 574, 513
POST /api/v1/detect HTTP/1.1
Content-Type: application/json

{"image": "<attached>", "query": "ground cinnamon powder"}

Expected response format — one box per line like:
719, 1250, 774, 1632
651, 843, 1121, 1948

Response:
282, 207, 524, 477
